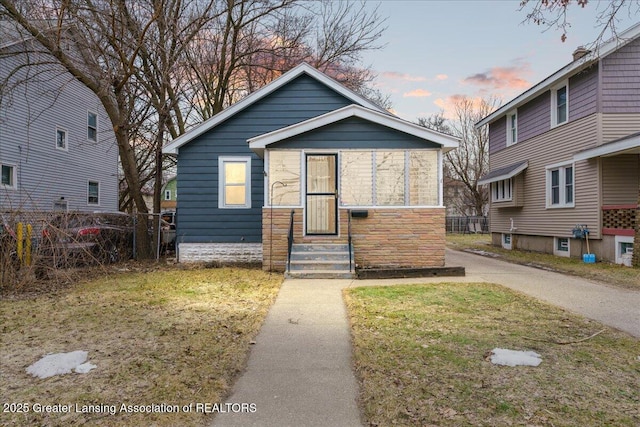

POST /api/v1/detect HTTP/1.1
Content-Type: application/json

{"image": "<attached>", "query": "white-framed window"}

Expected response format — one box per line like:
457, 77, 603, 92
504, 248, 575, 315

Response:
546, 162, 574, 208
219, 156, 251, 209
88, 180, 100, 205
551, 81, 568, 127
56, 128, 68, 151
502, 233, 512, 250
164, 190, 172, 200
491, 178, 512, 202
87, 111, 98, 142
340, 150, 439, 207
1, 164, 17, 190
506, 110, 517, 146
53, 199, 68, 211
554, 237, 570, 257
615, 235, 634, 265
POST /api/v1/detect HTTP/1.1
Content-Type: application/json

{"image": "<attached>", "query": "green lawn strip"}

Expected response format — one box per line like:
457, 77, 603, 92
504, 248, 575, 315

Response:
446, 234, 640, 291
1, 267, 282, 427
345, 282, 640, 427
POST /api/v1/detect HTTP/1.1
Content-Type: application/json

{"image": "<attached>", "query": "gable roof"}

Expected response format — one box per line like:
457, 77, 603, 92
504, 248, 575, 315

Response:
162, 63, 388, 155
476, 22, 640, 128
248, 104, 459, 157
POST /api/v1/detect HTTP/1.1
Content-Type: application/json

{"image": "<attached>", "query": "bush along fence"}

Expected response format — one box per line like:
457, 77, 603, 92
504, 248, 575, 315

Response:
1, 211, 174, 291
446, 216, 489, 234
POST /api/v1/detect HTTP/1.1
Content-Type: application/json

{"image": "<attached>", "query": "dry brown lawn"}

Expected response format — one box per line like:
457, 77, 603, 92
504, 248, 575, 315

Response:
346, 282, 640, 427
0, 265, 281, 426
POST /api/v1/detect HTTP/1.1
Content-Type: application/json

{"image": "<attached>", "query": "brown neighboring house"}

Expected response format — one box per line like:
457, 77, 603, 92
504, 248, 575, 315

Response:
477, 23, 640, 265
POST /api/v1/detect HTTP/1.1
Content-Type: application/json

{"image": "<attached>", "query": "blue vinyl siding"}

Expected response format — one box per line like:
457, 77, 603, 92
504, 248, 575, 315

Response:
176, 74, 354, 243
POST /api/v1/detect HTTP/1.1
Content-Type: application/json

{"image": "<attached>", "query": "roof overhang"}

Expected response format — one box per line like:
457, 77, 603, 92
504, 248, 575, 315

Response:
477, 160, 528, 185
475, 22, 640, 129
573, 133, 640, 161
162, 62, 388, 155
247, 104, 460, 157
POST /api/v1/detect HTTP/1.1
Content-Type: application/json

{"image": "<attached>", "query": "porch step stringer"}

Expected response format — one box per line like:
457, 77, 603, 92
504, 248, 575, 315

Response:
285, 243, 355, 279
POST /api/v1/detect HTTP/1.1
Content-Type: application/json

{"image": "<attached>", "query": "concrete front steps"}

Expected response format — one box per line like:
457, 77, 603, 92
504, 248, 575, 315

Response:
285, 243, 355, 279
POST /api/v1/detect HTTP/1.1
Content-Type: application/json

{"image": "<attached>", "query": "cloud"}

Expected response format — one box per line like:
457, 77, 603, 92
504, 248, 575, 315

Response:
463, 60, 532, 91
403, 89, 432, 98
435, 74, 448, 81
381, 71, 427, 82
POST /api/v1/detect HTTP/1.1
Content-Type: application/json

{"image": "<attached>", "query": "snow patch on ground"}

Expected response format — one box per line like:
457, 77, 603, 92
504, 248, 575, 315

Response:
26, 351, 96, 379
490, 348, 542, 367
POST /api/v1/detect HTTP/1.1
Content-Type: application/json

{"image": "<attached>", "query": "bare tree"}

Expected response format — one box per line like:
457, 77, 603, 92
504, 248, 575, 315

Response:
520, 0, 640, 45
418, 98, 500, 216
1, 0, 387, 257
182, 0, 386, 122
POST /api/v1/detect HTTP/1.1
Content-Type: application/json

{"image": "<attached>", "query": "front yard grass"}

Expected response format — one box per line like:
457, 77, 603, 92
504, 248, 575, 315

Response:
345, 282, 640, 426
0, 266, 281, 427
446, 233, 640, 291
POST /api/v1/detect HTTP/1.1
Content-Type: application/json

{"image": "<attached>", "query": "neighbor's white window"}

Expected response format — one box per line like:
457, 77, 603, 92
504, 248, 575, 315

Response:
88, 180, 100, 205
164, 190, 171, 200
56, 128, 68, 150
219, 156, 251, 209
268, 150, 301, 206
502, 233, 512, 250
491, 178, 512, 202
340, 150, 439, 207
554, 237, 570, 257
88, 111, 98, 142
1, 164, 17, 189
546, 162, 574, 208
506, 110, 517, 146
53, 199, 68, 211
551, 81, 568, 127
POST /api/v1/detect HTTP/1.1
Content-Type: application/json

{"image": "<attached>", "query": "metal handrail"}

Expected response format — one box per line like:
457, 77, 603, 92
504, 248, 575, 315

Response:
286, 210, 295, 272
347, 209, 353, 272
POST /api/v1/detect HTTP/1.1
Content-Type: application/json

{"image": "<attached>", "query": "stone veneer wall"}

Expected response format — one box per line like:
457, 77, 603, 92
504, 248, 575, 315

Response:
178, 243, 262, 263
263, 207, 446, 271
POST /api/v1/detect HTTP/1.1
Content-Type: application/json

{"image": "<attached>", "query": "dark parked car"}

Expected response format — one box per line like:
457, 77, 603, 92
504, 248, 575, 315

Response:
40, 212, 134, 266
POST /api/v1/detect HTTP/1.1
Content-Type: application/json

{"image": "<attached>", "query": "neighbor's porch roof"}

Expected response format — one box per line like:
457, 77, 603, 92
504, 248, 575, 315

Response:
247, 104, 460, 157
573, 132, 640, 161
477, 160, 528, 185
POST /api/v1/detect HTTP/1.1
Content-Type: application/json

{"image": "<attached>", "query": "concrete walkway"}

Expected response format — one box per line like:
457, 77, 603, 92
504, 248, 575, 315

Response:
212, 248, 639, 426
211, 279, 361, 427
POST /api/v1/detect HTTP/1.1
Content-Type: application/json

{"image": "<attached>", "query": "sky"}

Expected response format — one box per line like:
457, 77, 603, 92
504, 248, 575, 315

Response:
359, 0, 639, 122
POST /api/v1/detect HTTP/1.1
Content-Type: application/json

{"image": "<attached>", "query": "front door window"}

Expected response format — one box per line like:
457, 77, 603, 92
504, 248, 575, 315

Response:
306, 154, 337, 235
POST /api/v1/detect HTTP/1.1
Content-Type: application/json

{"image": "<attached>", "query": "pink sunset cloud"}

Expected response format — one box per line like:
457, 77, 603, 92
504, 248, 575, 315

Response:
435, 74, 448, 81
463, 60, 532, 91
404, 89, 432, 98
381, 71, 428, 82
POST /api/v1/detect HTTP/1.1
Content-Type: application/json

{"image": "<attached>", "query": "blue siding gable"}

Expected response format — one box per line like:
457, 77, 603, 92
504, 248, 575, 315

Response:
270, 116, 442, 150
177, 74, 355, 244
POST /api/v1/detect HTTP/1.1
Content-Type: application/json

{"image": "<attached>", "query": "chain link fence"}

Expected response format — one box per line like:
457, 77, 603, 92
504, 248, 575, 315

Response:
446, 216, 489, 234
1, 210, 175, 291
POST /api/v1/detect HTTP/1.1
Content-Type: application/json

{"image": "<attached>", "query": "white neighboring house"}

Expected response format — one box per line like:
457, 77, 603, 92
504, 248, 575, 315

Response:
0, 24, 118, 212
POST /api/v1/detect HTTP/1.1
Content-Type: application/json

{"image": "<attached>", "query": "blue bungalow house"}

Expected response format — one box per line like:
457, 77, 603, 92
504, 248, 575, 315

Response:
163, 63, 459, 277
